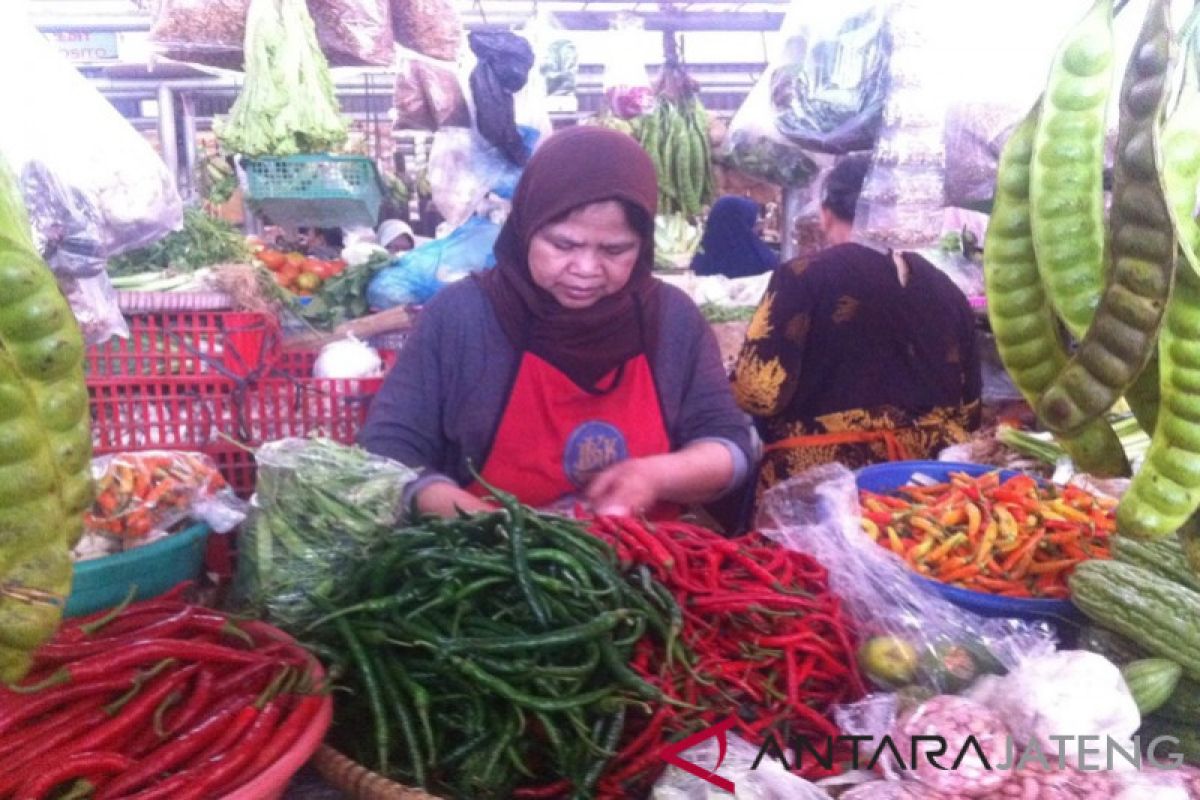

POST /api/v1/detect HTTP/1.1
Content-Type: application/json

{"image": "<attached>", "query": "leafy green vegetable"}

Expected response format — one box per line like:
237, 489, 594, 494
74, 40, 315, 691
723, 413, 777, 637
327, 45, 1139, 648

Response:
699, 303, 756, 323
107, 208, 248, 277
294, 251, 391, 330
215, 0, 347, 157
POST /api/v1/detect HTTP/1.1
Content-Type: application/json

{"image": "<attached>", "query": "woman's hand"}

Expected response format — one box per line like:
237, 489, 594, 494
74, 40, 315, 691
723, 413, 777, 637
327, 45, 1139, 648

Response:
415, 481, 494, 518
586, 441, 736, 516
586, 458, 662, 516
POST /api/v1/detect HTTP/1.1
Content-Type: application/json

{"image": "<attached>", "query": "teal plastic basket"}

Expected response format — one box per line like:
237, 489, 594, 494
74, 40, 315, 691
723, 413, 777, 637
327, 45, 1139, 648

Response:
243, 155, 383, 229
65, 523, 211, 617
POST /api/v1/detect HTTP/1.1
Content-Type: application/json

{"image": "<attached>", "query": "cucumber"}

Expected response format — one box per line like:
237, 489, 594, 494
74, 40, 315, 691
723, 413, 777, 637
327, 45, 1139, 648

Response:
1069, 560, 1200, 681
1113, 535, 1200, 593
1155, 676, 1200, 724
1122, 658, 1182, 715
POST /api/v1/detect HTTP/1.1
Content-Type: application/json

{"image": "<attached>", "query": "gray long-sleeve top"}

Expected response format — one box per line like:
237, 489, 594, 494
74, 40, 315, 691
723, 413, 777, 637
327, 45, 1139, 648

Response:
358, 278, 756, 504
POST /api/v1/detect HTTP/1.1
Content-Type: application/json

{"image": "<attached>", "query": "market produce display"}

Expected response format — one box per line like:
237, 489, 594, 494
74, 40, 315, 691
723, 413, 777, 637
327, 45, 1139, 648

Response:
584, 516, 862, 793
0, 158, 93, 683
859, 470, 1115, 599
635, 61, 715, 218
254, 245, 347, 294
107, 208, 250, 293
0, 585, 327, 799
985, 0, 1200, 560
215, 0, 348, 157
305, 503, 679, 799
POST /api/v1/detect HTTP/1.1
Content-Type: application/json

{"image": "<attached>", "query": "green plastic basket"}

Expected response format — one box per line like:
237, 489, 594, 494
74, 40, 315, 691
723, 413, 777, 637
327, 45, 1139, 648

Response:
65, 523, 211, 617
243, 155, 384, 229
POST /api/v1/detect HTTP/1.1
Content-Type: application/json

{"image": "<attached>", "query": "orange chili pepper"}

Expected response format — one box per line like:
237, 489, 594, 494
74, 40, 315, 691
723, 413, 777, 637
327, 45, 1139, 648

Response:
965, 502, 983, 542
927, 533, 967, 564
1026, 558, 1078, 576
940, 563, 982, 584
975, 521, 999, 568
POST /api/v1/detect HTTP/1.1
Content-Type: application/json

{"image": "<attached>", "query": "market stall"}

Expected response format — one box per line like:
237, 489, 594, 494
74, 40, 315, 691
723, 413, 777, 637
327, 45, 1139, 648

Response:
3, 0, 1200, 798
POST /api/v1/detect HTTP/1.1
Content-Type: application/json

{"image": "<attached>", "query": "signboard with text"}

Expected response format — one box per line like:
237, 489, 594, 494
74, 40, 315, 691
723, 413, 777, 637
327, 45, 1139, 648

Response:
45, 30, 120, 62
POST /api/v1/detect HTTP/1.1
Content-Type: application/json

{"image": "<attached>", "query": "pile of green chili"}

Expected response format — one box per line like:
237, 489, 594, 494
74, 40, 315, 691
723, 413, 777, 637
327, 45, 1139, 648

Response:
300, 494, 681, 800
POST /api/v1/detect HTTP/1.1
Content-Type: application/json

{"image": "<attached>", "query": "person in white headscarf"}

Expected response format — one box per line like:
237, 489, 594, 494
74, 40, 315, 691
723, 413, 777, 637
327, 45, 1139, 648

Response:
377, 219, 416, 255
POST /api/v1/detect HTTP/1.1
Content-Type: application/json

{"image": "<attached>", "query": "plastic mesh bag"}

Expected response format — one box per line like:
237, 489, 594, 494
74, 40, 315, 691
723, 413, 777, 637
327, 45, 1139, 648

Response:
84, 451, 246, 542
234, 437, 416, 632
759, 464, 1056, 694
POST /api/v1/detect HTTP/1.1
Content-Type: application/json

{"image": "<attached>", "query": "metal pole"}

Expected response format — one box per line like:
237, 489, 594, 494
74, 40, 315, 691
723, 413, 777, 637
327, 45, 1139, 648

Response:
156, 84, 180, 193
781, 185, 802, 262
179, 91, 198, 201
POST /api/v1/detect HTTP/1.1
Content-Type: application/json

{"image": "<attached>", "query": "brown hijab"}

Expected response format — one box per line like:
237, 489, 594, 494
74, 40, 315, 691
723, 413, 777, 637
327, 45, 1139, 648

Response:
476, 125, 661, 390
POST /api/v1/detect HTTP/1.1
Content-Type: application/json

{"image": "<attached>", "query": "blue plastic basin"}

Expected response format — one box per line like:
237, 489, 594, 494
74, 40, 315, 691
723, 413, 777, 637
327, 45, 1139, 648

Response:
855, 461, 1086, 627
66, 523, 210, 617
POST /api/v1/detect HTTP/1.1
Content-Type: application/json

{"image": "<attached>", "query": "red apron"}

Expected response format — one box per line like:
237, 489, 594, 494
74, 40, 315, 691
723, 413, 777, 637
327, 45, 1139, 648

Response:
467, 351, 672, 510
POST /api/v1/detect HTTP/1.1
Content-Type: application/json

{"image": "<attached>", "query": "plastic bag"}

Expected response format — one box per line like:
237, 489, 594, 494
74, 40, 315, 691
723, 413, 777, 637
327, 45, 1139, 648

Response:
391, 0, 463, 62
152, 0, 394, 68
769, 0, 891, 155
84, 451, 246, 544
650, 733, 832, 800
468, 32, 537, 167
367, 215, 500, 309
602, 15, 655, 119
426, 126, 540, 228
393, 57, 471, 131
723, 76, 821, 187
234, 437, 416, 631
853, 0, 950, 250
759, 464, 1057, 694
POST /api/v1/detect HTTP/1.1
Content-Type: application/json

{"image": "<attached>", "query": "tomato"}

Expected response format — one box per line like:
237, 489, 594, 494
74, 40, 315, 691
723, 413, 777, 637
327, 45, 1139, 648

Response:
294, 271, 322, 292
276, 263, 301, 288
258, 250, 287, 272
285, 252, 306, 270
327, 259, 347, 277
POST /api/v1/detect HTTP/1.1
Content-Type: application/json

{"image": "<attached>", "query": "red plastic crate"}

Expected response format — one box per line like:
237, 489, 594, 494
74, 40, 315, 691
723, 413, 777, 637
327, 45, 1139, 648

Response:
87, 311, 394, 498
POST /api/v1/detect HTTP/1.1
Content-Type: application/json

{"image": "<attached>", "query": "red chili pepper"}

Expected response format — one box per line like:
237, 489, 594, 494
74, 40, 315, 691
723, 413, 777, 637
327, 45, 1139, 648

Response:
0, 669, 142, 738
110, 768, 195, 800
0, 708, 109, 796
180, 700, 283, 799
72, 664, 199, 755
513, 779, 574, 798
94, 695, 252, 800
0, 694, 107, 761
224, 694, 323, 792
35, 609, 197, 662
13, 751, 135, 800
14, 640, 266, 693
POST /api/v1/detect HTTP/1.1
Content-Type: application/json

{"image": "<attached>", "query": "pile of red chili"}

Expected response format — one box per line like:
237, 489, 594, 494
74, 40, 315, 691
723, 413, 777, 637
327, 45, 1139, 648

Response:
0, 585, 325, 800
587, 518, 864, 797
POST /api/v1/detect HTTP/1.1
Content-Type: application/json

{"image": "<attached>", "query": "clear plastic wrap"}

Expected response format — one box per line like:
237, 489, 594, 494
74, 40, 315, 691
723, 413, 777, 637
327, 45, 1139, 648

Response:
650, 733, 832, 800
425, 126, 539, 228
233, 437, 416, 631
0, 2, 182, 343
723, 76, 823, 187
82, 451, 246, 547
602, 15, 654, 119
853, 0, 949, 250
759, 463, 1056, 695
768, 0, 892, 155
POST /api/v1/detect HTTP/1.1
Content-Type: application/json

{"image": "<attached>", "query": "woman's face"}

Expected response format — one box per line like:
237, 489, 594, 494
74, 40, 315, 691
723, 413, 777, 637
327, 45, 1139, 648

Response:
528, 201, 641, 310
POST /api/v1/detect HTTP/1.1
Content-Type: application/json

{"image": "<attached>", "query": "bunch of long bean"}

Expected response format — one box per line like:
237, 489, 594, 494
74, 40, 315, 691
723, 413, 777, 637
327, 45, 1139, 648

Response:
302, 498, 680, 800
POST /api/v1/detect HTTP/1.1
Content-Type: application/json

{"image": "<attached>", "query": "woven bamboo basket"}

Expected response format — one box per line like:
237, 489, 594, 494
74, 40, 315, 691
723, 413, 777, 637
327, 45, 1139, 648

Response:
311, 746, 443, 800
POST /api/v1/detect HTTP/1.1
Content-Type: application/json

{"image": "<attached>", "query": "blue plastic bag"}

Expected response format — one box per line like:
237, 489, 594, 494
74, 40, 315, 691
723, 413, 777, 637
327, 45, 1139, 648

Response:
367, 215, 501, 309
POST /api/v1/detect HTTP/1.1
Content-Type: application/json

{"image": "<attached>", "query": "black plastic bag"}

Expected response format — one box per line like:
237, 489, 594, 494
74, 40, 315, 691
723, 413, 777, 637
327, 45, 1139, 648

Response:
468, 31, 535, 167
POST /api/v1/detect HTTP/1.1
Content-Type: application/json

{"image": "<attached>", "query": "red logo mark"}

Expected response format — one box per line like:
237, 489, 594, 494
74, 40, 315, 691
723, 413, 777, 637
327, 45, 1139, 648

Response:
659, 717, 737, 793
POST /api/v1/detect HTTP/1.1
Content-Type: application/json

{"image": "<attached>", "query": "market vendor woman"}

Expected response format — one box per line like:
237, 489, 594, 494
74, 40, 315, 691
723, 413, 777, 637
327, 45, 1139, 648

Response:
360, 126, 755, 518
732, 154, 981, 501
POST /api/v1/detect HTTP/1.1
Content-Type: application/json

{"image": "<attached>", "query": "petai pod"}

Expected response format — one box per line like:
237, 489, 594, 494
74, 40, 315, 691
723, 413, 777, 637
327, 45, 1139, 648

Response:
1117, 45, 1200, 541
984, 111, 1129, 476
1029, 0, 1116, 339
0, 158, 92, 682
1036, 0, 1177, 436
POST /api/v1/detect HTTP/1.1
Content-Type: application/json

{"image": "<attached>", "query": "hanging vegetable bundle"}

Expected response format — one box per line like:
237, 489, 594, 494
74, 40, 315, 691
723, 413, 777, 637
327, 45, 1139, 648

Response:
0, 157, 93, 682
215, 0, 348, 157
636, 58, 715, 218
985, 0, 1200, 567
